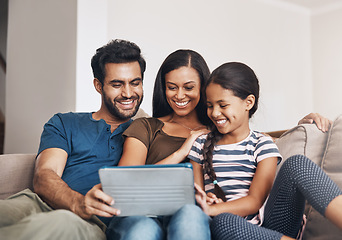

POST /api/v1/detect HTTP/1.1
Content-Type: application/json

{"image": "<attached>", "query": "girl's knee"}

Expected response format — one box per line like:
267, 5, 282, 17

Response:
211, 213, 244, 240
284, 155, 307, 167
211, 212, 239, 228
280, 155, 313, 176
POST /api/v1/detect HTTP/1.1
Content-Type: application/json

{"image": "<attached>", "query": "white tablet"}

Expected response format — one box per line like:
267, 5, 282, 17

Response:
99, 163, 195, 216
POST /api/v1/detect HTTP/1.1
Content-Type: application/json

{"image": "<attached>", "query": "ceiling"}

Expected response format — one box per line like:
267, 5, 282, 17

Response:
279, 0, 342, 12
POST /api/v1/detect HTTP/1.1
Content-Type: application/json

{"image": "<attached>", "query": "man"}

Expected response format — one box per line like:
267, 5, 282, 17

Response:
0, 39, 150, 240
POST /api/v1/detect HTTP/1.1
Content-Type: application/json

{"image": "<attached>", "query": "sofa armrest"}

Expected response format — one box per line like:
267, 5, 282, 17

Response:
265, 130, 287, 139
0, 154, 36, 199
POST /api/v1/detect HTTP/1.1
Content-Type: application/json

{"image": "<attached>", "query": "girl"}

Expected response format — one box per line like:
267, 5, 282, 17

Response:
188, 62, 342, 239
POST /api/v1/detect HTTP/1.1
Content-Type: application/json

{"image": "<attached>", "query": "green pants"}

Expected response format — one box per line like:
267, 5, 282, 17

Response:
0, 189, 106, 240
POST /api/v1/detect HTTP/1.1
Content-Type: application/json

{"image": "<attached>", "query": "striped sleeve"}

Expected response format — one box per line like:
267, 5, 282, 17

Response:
188, 134, 208, 165
254, 134, 282, 164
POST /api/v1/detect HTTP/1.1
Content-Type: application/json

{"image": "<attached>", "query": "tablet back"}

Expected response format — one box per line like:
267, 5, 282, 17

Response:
99, 163, 195, 216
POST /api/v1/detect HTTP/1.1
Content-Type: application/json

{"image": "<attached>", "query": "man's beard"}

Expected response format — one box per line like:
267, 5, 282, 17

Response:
103, 92, 143, 120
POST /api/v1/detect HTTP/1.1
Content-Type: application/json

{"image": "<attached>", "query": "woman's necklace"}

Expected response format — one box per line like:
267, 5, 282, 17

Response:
170, 119, 203, 131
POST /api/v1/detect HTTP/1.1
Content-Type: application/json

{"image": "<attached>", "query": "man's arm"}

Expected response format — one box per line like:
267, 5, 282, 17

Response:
298, 112, 332, 132
33, 148, 120, 219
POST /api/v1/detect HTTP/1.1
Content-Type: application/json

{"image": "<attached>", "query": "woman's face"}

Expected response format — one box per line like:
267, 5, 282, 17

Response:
164, 66, 201, 117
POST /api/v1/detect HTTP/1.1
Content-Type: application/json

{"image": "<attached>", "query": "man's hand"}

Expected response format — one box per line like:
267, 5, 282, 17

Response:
34, 149, 121, 220
298, 113, 332, 133
73, 184, 120, 220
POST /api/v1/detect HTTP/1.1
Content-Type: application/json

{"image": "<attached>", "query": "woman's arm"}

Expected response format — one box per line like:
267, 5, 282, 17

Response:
119, 128, 208, 166
155, 129, 209, 165
196, 157, 278, 217
118, 137, 148, 166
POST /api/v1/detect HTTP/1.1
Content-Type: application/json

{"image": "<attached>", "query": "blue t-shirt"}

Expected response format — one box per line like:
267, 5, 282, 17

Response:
38, 112, 132, 196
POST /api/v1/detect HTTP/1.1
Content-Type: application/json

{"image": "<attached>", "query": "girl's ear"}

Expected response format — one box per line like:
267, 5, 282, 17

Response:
245, 94, 255, 111
94, 78, 103, 94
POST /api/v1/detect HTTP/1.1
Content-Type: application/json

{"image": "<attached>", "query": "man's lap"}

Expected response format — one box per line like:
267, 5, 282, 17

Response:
0, 189, 106, 240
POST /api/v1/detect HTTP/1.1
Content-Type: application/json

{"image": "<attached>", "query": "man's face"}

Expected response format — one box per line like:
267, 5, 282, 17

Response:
101, 62, 143, 120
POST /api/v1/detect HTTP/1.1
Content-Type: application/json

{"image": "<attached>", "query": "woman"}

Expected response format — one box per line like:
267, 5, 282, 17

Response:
106, 49, 212, 240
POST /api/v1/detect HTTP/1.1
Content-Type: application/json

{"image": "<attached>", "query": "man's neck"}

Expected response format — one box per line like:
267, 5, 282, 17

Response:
92, 109, 130, 133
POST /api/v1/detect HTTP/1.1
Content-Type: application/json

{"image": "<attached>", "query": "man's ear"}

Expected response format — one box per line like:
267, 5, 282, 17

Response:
245, 94, 255, 111
94, 78, 103, 94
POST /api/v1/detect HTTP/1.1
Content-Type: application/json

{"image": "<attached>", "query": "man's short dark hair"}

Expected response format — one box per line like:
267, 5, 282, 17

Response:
91, 39, 146, 85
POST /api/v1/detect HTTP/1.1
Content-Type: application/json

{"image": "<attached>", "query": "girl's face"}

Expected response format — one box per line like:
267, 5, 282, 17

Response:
165, 67, 201, 117
206, 83, 253, 136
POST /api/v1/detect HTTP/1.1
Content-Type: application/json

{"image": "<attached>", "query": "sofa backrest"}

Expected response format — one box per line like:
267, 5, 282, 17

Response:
0, 154, 36, 199
275, 123, 329, 170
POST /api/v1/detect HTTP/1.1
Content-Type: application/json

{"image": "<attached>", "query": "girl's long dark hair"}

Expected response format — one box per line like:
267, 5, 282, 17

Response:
203, 128, 227, 201
203, 62, 260, 201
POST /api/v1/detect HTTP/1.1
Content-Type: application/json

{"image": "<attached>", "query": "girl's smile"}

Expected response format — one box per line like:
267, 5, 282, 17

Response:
206, 83, 253, 143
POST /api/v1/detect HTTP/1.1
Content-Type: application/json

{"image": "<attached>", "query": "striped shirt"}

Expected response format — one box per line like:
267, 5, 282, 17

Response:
188, 130, 282, 225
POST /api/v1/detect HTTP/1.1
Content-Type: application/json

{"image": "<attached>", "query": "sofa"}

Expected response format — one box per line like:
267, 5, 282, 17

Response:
1, 114, 342, 239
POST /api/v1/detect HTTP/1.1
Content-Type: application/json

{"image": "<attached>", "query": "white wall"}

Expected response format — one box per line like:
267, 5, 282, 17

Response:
4, 0, 342, 153
105, 0, 313, 131
76, 0, 108, 112
312, 8, 342, 121
5, 0, 77, 153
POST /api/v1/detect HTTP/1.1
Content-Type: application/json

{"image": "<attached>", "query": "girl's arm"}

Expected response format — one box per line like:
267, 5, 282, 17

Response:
191, 160, 204, 189
197, 157, 278, 217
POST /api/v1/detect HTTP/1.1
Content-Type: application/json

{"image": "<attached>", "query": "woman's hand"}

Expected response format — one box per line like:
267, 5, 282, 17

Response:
298, 113, 332, 133
177, 128, 210, 158
155, 128, 210, 165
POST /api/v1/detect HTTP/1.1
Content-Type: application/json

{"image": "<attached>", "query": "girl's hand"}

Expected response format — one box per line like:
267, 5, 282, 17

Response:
206, 192, 223, 205
194, 183, 211, 215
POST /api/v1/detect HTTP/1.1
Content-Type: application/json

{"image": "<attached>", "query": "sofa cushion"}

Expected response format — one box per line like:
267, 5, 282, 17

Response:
322, 114, 342, 187
303, 115, 342, 239
0, 154, 36, 199
275, 123, 328, 171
